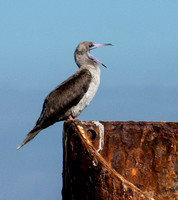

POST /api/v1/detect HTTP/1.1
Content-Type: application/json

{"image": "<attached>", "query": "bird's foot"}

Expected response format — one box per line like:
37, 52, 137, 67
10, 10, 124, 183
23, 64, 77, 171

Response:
68, 115, 74, 120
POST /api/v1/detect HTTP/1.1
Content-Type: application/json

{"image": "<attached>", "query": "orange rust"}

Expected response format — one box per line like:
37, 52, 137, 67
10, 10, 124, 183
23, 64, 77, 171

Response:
131, 168, 137, 176
63, 120, 178, 200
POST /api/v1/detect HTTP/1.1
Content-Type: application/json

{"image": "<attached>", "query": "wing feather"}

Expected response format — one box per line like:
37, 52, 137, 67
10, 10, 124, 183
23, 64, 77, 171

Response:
35, 69, 92, 128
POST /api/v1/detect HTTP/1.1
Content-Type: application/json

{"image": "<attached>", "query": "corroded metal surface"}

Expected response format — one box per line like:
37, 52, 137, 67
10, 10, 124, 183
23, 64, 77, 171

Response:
62, 120, 177, 200
100, 121, 177, 200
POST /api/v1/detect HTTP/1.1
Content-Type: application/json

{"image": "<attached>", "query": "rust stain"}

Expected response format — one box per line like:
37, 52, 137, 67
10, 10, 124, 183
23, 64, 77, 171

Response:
132, 168, 137, 176
63, 120, 178, 200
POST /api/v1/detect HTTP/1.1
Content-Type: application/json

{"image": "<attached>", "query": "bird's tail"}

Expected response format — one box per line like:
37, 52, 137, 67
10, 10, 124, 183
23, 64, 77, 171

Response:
17, 126, 42, 150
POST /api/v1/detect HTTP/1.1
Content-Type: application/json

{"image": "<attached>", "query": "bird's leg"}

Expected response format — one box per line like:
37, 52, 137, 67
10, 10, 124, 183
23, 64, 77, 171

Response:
68, 115, 74, 120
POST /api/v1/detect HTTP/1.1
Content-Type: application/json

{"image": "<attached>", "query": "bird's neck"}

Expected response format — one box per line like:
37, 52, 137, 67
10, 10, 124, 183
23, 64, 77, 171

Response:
79, 64, 100, 77
75, 53, 98, 68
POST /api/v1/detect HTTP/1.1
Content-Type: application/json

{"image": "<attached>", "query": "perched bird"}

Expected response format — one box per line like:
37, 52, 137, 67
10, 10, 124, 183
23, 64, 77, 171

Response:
17, 41, 112, 150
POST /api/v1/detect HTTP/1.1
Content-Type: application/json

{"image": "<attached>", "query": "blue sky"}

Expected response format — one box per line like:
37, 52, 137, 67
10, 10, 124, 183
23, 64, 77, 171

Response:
0, 1, 178, 199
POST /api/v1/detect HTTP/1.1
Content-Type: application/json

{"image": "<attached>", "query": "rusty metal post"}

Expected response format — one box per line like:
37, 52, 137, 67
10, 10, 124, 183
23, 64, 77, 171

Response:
62, 120, 177, 200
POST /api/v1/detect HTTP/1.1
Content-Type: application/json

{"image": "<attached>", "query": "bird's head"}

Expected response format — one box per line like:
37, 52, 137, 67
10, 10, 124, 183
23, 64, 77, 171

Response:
74, 41, 112, 68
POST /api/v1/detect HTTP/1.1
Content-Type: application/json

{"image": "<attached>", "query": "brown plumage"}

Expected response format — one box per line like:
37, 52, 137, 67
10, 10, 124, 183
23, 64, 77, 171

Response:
17, 41, 112, 150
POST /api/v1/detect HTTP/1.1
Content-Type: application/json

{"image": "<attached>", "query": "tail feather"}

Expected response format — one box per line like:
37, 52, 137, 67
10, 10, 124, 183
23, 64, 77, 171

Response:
17, 127, 42, 150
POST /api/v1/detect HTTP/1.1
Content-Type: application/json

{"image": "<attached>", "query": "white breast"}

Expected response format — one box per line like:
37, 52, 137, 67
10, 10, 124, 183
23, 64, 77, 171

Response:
71, 65, 100, 118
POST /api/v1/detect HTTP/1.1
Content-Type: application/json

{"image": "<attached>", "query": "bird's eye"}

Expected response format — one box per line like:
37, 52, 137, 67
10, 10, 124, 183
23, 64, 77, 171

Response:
89, 43, 94, 48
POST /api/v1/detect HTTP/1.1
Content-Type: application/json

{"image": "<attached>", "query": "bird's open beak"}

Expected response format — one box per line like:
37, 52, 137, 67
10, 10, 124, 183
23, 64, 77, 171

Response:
88, 43, 112, 68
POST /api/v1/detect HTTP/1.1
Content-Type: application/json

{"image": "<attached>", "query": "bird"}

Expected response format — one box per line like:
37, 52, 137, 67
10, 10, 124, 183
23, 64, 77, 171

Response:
17, 41, 112, 150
